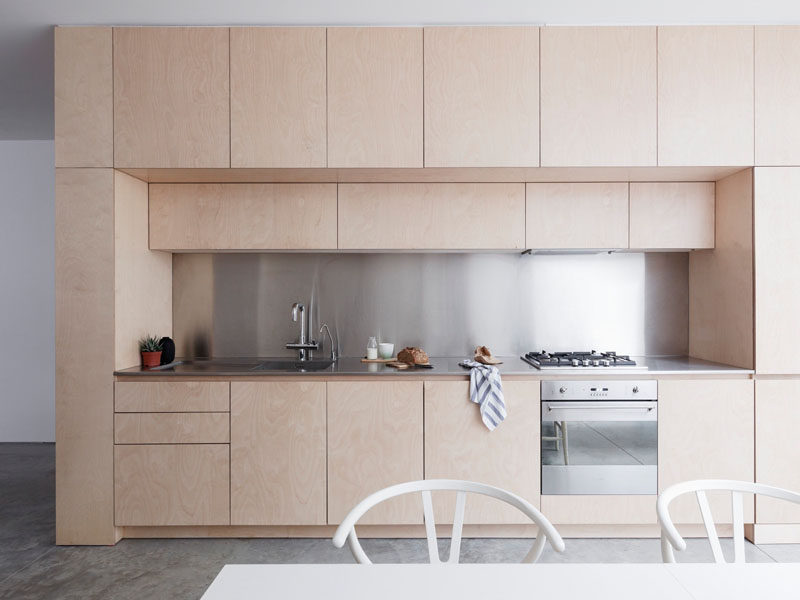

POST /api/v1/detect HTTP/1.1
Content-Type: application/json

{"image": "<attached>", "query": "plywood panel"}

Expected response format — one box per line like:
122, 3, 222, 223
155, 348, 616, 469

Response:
327, 381, 423, 524
689, 169, 753, 369
541, 26, 656, 167
338, 183, 525, 250
114, 381, 230, 413
629, 182, 715, 249
756, 380, 800, 523
657, 26, 754, 166
755, 26, 800, 166
114, 444, 230, 526
658, 379, 754, 524
114, 27, 230, 168
328, 27, 423, 168
526, 182, 629, 249
114, 171, 172, 369
54, 27, 113, 167
149, 183, 337, 250
114, 413, 230, 444
424, 26, 539, 167
541, 496, 656, 525
424, 381, 540, 524
231, 382, 326, 525
231, 27, 326, 168
55, 168, 117, 545
754, 167, 800, 374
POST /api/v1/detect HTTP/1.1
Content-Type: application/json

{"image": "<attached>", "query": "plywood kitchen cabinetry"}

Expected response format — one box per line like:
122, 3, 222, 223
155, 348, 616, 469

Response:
629, 183, 715, 249
327, 27, 423, 168
423, 27, 539, 167
115, 381, 230, 412
113, 27, 230, 168
327, 381, 424, 525
424, 381, 540, 524
657, 26, 754, 166
525, 183, 629, 249
540, 26, 656, 167
658, 379, 754, 524
149, 183, 337, 251
337, 183, 525, 250
230, 382, 327, 526
230, 27, 327, 168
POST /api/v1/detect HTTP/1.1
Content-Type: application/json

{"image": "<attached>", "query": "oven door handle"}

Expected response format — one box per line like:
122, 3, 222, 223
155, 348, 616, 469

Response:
543, 401, 657, 422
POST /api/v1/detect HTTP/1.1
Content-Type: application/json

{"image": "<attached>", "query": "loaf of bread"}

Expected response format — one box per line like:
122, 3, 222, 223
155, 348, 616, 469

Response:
397, 346, 430, 365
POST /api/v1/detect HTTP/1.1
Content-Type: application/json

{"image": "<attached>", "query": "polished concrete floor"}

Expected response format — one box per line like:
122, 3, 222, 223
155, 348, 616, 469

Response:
2, 443, 800, 600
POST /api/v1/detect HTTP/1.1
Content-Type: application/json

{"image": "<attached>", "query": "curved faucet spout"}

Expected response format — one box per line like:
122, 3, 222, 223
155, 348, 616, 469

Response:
291, 302, 304, 322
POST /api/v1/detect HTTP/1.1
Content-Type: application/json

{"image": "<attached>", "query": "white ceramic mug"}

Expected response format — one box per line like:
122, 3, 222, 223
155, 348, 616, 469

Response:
378, 342, 394, 359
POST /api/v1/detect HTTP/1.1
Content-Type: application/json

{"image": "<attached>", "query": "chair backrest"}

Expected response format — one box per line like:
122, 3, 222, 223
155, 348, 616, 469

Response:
332, 479, 565, 564
657, 479, 800, 563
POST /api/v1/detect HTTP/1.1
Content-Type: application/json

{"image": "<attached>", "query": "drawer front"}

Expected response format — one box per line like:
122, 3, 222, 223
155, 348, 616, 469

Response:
114, 444, 230, 526
115, 412, 229, 444
115, 381, 229, 412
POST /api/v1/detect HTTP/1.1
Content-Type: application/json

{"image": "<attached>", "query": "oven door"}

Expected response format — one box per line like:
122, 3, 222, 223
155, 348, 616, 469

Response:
541, 401, 657, 495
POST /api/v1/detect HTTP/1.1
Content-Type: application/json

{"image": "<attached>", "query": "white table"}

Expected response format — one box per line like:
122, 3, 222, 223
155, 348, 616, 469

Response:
200, 563, 800, 599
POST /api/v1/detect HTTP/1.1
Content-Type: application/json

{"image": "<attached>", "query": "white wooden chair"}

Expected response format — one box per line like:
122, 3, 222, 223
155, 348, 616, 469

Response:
332, 479, 565, 565
657, 479, 800, 563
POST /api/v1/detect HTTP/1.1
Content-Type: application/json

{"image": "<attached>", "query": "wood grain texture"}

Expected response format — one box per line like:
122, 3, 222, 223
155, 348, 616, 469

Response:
114, 413, 230, 444
114, 381, 230, 413
629, 182, 715, 249
424, 26, 539, 167
756, 379, 800, 523
149, 183, 337, 250
230, 382, 326, 525
231, 27, 326, 168
754, 167, 800, 374
54, 27, 113, 167
113, 27, 230, 168
689, 169, 753, 368
526, 182, 629, 249
658, 379, 754, 524
114, 171, 172, 369
657, 26, 754, 166
541, 496, 657, 525
541, 26, 656, 167
114, 444, 230, 526
55, 168, 117, 545
424, 381, 540, 524
327, 381, 424, 525
337, 183, 525, 250
755, 26, 800, 166
327, 27, 423, 168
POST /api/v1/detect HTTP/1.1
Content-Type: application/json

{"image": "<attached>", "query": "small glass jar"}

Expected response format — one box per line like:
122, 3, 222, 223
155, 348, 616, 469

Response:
366, 336, 378, 360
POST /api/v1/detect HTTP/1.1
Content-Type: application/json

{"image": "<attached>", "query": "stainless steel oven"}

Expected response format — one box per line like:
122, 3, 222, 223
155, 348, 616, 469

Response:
541, 380, 657, 495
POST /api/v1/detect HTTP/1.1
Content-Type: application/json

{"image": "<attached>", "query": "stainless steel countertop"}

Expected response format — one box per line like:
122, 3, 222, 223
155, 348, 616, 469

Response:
114, 355, 753, 377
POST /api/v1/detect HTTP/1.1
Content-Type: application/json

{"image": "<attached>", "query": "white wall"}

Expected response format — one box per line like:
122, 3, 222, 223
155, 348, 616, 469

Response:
0, 141, 54, 442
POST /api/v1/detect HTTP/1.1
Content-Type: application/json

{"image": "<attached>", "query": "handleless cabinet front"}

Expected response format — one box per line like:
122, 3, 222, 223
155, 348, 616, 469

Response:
629, 182, 715, 250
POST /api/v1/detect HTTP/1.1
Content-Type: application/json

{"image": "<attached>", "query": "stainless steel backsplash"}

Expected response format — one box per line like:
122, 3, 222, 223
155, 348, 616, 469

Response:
172, 252, 688, 359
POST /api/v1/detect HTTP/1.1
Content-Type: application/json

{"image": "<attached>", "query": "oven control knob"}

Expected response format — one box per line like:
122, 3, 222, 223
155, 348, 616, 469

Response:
632, 386, 639, 394
581, 359, 590, 366
592, 360, 600, 366
601, 359, 610, 366
571, 359, 579, 367
559, 387, 567, 394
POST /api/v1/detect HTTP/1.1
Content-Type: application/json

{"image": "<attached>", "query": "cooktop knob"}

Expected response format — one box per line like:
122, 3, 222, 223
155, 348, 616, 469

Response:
600, 359, 611, 366
591, 360, 600, 366
581, 359, 590, 366
571, 359, 580, 366
559, 387, 567, 394
632, 386, 639, 394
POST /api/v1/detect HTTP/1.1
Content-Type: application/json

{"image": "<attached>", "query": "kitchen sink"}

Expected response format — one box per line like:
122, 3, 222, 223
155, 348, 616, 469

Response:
251, 359, 334, 372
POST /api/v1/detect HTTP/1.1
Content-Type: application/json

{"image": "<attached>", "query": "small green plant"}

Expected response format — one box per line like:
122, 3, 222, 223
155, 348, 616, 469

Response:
138, 335, 163, 353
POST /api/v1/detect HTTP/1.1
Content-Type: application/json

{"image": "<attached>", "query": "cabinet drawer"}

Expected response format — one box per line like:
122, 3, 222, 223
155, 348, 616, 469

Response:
115, 381, 230, 412
114, 444, 230, 526
115, 413, 229, 444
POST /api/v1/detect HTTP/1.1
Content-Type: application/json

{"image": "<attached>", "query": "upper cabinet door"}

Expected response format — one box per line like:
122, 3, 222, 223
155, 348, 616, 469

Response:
424, 27, 539, 167
755, 27, 800, 166
114, 27, 230, 168
540, 26, 656, 167
657, 26, 754, 166
629, 182, 715, 250
231, 27, 327, 168
327, 28, 423, 168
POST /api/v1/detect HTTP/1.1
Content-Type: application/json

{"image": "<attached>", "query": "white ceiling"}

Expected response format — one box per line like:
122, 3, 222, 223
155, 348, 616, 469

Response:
3, 0, 800, 140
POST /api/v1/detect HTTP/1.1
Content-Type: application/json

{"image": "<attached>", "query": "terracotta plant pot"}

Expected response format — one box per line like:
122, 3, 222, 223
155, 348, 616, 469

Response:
141, 351, 162, 368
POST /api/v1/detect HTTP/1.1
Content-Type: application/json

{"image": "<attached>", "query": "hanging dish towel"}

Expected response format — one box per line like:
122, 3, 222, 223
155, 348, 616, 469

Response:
459, 359, 506, 431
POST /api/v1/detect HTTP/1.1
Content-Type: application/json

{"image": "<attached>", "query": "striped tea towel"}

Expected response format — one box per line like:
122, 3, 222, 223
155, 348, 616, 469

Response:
459, 359, 506, 431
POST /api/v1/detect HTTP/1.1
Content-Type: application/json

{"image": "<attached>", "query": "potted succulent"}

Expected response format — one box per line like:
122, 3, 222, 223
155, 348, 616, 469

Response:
139, 335, 163, 368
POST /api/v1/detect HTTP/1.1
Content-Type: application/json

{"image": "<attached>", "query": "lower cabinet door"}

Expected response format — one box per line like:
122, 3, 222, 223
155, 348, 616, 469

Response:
114, 444, 230, 526
424, 380, 540, 524
539, 495, 657, 525
230, 381, 327, 525
327, 381, 424, 525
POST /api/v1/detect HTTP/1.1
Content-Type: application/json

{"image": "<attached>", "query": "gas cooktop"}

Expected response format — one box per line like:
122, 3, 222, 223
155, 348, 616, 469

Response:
522, 351, 646, 370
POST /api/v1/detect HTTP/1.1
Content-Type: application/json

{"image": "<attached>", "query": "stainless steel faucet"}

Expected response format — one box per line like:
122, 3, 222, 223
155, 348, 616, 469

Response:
286, 302, 319, 360
319, 323, 338, 361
